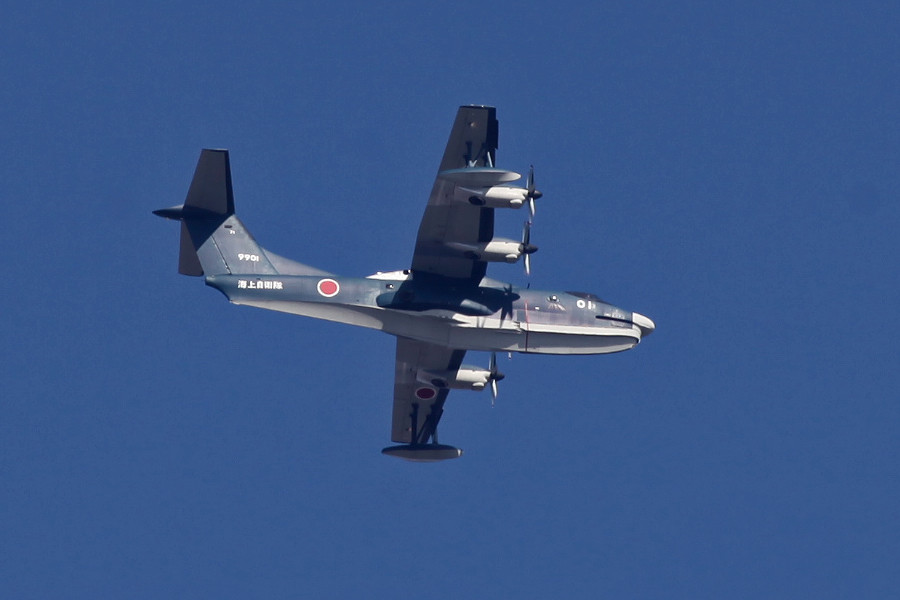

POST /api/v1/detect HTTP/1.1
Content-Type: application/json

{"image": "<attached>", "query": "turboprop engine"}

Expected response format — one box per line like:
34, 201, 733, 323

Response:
455, 185, 528, 209
444, 221, 538, 274
445, 239, 523, 263
440, 165, 542, 216
418, 354, 505, 400
418, 365, 493, 391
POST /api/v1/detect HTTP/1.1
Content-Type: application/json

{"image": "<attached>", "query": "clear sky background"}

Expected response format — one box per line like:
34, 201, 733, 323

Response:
2, 2, 898, 598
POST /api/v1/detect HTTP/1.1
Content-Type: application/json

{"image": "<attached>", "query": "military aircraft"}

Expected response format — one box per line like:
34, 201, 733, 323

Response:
154, 105, 654, 461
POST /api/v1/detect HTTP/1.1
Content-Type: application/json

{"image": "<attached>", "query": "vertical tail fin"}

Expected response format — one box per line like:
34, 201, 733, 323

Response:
184, 147, 235, 216
154, 149, 276, 276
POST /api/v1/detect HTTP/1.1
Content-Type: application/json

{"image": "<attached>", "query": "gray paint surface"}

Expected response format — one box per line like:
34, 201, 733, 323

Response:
156, 107, 654, 459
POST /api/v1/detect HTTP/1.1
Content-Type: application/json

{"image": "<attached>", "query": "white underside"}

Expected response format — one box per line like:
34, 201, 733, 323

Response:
233, 299, 641, 355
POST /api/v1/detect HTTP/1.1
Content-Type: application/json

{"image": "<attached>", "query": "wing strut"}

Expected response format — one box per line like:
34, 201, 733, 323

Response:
383, 396, 461, 462
415, 402, 445, 445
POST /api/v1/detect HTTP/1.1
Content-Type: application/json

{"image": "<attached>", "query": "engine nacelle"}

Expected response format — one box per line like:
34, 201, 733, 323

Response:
445, 239, 522, 263
418, 365, 492, 391
455, 185, 527, 209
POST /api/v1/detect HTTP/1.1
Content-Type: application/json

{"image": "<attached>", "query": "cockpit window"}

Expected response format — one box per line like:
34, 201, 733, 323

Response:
565, 291, 606, 303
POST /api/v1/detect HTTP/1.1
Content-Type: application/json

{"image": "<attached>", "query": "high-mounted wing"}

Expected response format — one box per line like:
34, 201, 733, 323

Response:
411, 105, 504, 281
383, 337, 466, 460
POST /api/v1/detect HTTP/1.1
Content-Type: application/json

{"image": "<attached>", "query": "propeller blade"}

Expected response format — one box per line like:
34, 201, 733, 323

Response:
488, 352, 504, 406
525, 165, 542, 219
521, 221, 536, 276
526, 166, 536, 218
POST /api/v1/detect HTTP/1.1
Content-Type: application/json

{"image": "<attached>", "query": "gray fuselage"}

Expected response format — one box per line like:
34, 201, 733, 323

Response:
206, 270, 652, 355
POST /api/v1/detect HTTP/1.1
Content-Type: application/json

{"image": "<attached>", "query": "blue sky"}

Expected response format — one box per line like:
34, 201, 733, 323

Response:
2, 2, 898, 598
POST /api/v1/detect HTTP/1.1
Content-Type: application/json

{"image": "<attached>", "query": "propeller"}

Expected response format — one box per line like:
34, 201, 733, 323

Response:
488, 352, 505, 406
525, 165, 543, 219
520, 220, 538, 276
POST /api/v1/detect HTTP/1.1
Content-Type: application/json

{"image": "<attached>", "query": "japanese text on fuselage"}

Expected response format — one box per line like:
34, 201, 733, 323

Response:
237, 280, 283, 290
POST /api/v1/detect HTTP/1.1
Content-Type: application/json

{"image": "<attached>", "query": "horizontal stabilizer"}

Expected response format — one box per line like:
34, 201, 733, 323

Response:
153, 205, 188, 220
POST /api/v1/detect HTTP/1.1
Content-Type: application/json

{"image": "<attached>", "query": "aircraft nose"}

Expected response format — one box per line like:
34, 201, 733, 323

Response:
632, 312, 656, 336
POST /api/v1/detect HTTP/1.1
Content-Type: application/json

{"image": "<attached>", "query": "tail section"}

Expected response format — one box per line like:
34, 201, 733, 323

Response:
155, 149, 329, 278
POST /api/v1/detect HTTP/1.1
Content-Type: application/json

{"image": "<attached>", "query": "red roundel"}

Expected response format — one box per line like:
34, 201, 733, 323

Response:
317, 278, 340, 298
415, 387, 436, 400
